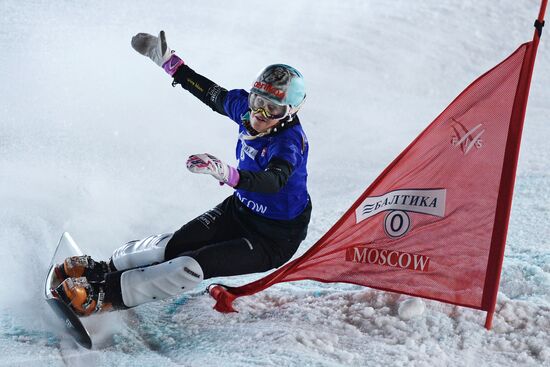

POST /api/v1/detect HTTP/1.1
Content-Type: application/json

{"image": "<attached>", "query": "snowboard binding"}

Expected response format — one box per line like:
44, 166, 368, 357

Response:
51, 255, 114, 317
52, 276, 112, 317
54, 255, 112, 283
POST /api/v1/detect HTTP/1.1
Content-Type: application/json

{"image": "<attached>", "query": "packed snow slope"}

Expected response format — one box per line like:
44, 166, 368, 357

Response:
1, 0, 549, 366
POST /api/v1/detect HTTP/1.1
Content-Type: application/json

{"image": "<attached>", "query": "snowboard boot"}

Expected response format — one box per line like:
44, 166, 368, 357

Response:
53, 277, 112, 317
54, 255, 112, 283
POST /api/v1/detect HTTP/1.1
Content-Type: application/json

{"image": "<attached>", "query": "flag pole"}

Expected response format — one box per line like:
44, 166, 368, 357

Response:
483, 0, 547, 330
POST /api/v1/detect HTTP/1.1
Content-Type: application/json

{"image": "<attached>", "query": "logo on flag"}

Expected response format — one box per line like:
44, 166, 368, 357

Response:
355, 189, 446, 221
345, 246, 431, 272
451, 118, 485, 155
355, 188, 446, 238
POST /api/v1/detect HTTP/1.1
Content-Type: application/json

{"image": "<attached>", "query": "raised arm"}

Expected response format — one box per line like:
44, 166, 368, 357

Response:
171, 65, 228, 116
131, 31, 228, 116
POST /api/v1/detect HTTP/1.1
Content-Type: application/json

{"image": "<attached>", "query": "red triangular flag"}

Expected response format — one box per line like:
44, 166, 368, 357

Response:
210, 6, 546, 328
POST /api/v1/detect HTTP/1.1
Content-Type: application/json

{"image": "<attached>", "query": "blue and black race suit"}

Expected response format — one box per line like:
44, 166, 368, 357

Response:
162, 64, 312, 279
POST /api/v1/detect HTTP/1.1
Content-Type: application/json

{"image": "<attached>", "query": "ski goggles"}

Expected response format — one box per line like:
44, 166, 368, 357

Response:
248, 92, 289, 120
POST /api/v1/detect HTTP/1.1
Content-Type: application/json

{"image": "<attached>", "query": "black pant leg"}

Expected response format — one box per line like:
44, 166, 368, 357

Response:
179, 237, 272, 279
166, 195, 305, 279
165, 196, 239, 260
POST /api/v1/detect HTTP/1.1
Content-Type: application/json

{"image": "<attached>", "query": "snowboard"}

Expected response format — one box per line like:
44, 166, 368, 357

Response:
44, 232, 93, 349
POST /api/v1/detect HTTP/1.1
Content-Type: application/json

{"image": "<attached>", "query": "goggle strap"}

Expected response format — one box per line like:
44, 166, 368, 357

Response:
251, 106, 290, 121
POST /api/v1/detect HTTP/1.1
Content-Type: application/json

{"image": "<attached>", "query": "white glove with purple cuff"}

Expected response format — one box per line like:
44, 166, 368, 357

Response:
131, 30, 184, 76
186, 154, 240, 187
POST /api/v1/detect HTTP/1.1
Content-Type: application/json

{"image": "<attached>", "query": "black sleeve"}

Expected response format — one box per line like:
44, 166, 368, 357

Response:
235, 158, 294, 194
172, 64, 228, 116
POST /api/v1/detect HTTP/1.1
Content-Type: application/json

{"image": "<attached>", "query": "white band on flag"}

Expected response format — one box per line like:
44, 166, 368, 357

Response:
355, 188, 446, 224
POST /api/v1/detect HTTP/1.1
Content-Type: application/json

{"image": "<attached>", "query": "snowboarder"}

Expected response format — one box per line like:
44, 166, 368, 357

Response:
52, 31, 311, 316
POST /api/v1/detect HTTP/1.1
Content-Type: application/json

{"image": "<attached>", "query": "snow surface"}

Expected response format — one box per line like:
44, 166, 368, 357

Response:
398, 298, 426, 321
1, 0, 549, 366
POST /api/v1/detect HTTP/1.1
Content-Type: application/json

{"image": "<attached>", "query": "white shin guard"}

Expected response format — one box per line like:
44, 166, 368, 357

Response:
111, 233, 173, 271
120, 256, 203, 308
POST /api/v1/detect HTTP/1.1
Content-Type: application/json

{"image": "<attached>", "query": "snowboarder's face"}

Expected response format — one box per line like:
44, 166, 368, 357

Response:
250, 111, 281, 132
248, 92, 289, 132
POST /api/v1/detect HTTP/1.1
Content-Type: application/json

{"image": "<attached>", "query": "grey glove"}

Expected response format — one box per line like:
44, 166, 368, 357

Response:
131, 31, 172, 67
